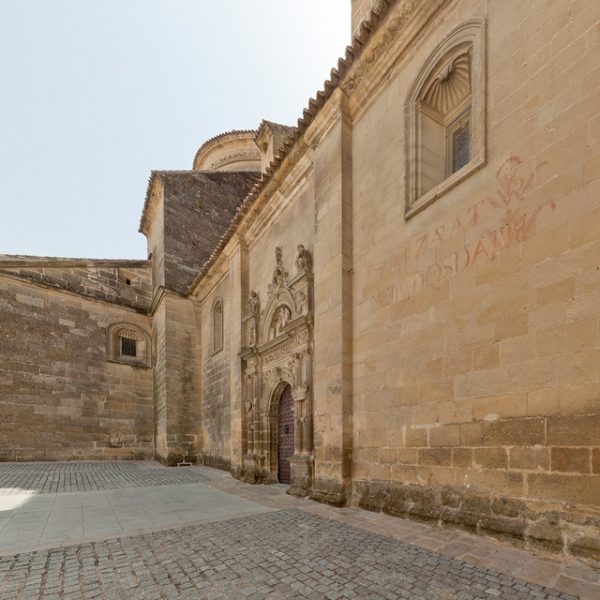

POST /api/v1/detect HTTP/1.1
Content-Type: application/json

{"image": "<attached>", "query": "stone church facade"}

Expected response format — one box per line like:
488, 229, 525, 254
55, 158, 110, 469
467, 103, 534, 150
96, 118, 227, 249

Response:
1, 0, 599, 559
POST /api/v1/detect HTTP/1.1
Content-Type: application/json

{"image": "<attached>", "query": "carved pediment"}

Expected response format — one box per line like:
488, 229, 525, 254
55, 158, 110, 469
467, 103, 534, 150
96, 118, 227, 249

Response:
261, 245, 313, 344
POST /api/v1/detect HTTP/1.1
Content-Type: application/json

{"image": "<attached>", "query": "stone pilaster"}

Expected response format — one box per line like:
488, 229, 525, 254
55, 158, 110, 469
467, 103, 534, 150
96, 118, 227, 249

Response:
309, 91, 354, 506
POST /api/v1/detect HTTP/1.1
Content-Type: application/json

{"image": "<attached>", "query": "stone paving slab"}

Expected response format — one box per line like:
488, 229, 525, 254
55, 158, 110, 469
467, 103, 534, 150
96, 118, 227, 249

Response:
0, 462, 223, 494
0, 509, 580, 600
0, 483, 272, 556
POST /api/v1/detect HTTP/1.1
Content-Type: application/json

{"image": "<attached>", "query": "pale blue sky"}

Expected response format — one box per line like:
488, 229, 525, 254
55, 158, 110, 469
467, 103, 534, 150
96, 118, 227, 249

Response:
0, 1, 350, 259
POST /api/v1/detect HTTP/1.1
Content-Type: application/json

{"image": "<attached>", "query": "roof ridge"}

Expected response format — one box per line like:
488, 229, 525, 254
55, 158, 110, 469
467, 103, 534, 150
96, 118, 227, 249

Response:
188, 0, 397, 293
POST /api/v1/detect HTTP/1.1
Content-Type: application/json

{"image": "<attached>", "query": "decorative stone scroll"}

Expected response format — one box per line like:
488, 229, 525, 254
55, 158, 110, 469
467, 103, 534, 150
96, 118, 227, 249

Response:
239, 245, 314, 496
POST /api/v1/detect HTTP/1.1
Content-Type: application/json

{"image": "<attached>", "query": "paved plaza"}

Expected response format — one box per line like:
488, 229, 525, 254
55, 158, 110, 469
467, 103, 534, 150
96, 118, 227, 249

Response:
0, 462, 598, 600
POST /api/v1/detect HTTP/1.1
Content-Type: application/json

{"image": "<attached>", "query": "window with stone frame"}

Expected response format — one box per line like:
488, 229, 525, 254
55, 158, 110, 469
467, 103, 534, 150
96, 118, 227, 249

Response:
107, 323, 151, 368
212, 298, 224, 354
405, 20, 486, 218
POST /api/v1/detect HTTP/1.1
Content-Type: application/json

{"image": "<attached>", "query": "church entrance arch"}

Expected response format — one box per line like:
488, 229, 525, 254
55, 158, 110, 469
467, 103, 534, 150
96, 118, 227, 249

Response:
276, 384, 294, 484
240, 245, 314, 496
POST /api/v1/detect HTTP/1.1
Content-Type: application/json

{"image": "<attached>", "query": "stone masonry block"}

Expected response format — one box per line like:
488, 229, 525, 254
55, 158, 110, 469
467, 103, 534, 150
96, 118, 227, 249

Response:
546, 415, 600, 446
473, 447, 508, 469
482, 418, 545, 447
418, 448, 451, 466
509, 447, 550, 471
550, 447, 591, 473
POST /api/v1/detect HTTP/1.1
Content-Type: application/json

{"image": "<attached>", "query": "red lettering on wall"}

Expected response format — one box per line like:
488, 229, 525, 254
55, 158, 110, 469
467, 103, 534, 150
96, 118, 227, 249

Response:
392, 157, 555, 302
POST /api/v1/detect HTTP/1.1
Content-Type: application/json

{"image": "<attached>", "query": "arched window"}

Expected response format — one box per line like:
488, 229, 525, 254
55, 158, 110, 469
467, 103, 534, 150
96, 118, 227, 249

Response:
212, 298, 224, 353
405, 19, 486, 218
107, 323, 151, 368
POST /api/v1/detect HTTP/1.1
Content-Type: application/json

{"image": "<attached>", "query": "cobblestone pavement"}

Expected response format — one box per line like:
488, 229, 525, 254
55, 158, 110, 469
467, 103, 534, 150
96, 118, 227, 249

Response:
0, 462, 220, 494
2, 463, 599, 599
0, 509, 580, 600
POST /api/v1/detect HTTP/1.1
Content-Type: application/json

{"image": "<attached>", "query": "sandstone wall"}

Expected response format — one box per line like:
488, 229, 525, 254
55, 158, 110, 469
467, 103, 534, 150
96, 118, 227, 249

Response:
197, 275, 233, 470
349, 0, 600, 558
0, 273, 153, 461
311, 112, 354, 506
153, 292, 202, 465
247, 182, 315, 305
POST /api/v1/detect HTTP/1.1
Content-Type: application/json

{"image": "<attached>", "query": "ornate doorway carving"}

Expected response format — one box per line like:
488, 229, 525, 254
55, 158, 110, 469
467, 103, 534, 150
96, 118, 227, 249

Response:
277, 384, 294, 484
240, 245, 314, 496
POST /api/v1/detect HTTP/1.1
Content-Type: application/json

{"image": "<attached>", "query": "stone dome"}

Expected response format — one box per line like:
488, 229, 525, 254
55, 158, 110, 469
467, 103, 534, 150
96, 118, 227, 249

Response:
193, 130, 261, 172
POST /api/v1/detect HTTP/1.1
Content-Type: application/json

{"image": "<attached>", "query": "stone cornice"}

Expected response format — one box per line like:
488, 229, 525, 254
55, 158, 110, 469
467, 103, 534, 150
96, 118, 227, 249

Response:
342, 0, 448, 120
304, 88, 347, 149
242, 151, 314, 244
191, 235, 244, 303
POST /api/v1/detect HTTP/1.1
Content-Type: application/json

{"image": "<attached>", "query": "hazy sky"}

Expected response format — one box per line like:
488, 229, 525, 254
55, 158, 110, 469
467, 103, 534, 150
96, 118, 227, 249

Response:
0, 1, 350, 259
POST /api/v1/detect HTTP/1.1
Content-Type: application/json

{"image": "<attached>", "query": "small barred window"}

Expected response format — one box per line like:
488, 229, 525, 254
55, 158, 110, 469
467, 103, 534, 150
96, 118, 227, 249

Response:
107, 323, 151, 368
120, 337, 137, 357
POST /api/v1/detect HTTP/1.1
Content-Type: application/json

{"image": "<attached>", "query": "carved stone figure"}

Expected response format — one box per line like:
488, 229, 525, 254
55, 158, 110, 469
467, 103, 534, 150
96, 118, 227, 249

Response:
296, 245, 312, 274
295, 290, 307, 315
269, 304, 292, 340
247, 290, 260, 316
247, 321, 257, 346
271, 247, 288, 291
278, 305, 291, 330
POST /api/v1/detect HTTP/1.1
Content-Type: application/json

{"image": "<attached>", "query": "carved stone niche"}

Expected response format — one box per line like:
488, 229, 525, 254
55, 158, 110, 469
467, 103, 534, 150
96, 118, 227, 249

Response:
239, 245, 314, 497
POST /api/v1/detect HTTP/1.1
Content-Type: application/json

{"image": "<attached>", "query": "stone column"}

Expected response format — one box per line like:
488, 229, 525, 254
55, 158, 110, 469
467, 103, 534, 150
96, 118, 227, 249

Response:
303, 350, 314, 454
229, 240, 247, 477
292, 386, 305, 455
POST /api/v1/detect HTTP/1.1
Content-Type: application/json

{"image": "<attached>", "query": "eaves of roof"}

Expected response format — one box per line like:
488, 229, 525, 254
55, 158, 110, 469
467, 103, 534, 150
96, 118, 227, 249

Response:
188, 0, 399, 294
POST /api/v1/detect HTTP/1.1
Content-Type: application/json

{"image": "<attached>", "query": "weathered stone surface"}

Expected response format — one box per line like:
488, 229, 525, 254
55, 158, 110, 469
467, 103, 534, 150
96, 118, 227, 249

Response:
0, 257, 152, 312
311, 476, 347, 506
160, 171, 258, 294
354, 479, 600, 560
0, 274, 153, 461
569, 536, 600, 561
2, 0, 600, 562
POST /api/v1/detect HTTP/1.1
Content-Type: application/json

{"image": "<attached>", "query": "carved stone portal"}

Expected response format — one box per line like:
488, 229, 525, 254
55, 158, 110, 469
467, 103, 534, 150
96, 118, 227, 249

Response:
240, 245, 314, 496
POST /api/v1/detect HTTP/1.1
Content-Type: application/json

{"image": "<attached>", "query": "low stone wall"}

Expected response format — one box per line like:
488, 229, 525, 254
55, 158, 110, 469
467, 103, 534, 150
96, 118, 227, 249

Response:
0, 258, 152, 312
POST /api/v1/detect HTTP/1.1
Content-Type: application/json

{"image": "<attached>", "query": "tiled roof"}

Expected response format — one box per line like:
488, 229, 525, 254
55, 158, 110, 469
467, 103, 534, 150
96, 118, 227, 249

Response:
255, 120, 296, 144
140, 170, 204, 235
188, 0, 398, 294
158, 171, 259, 294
